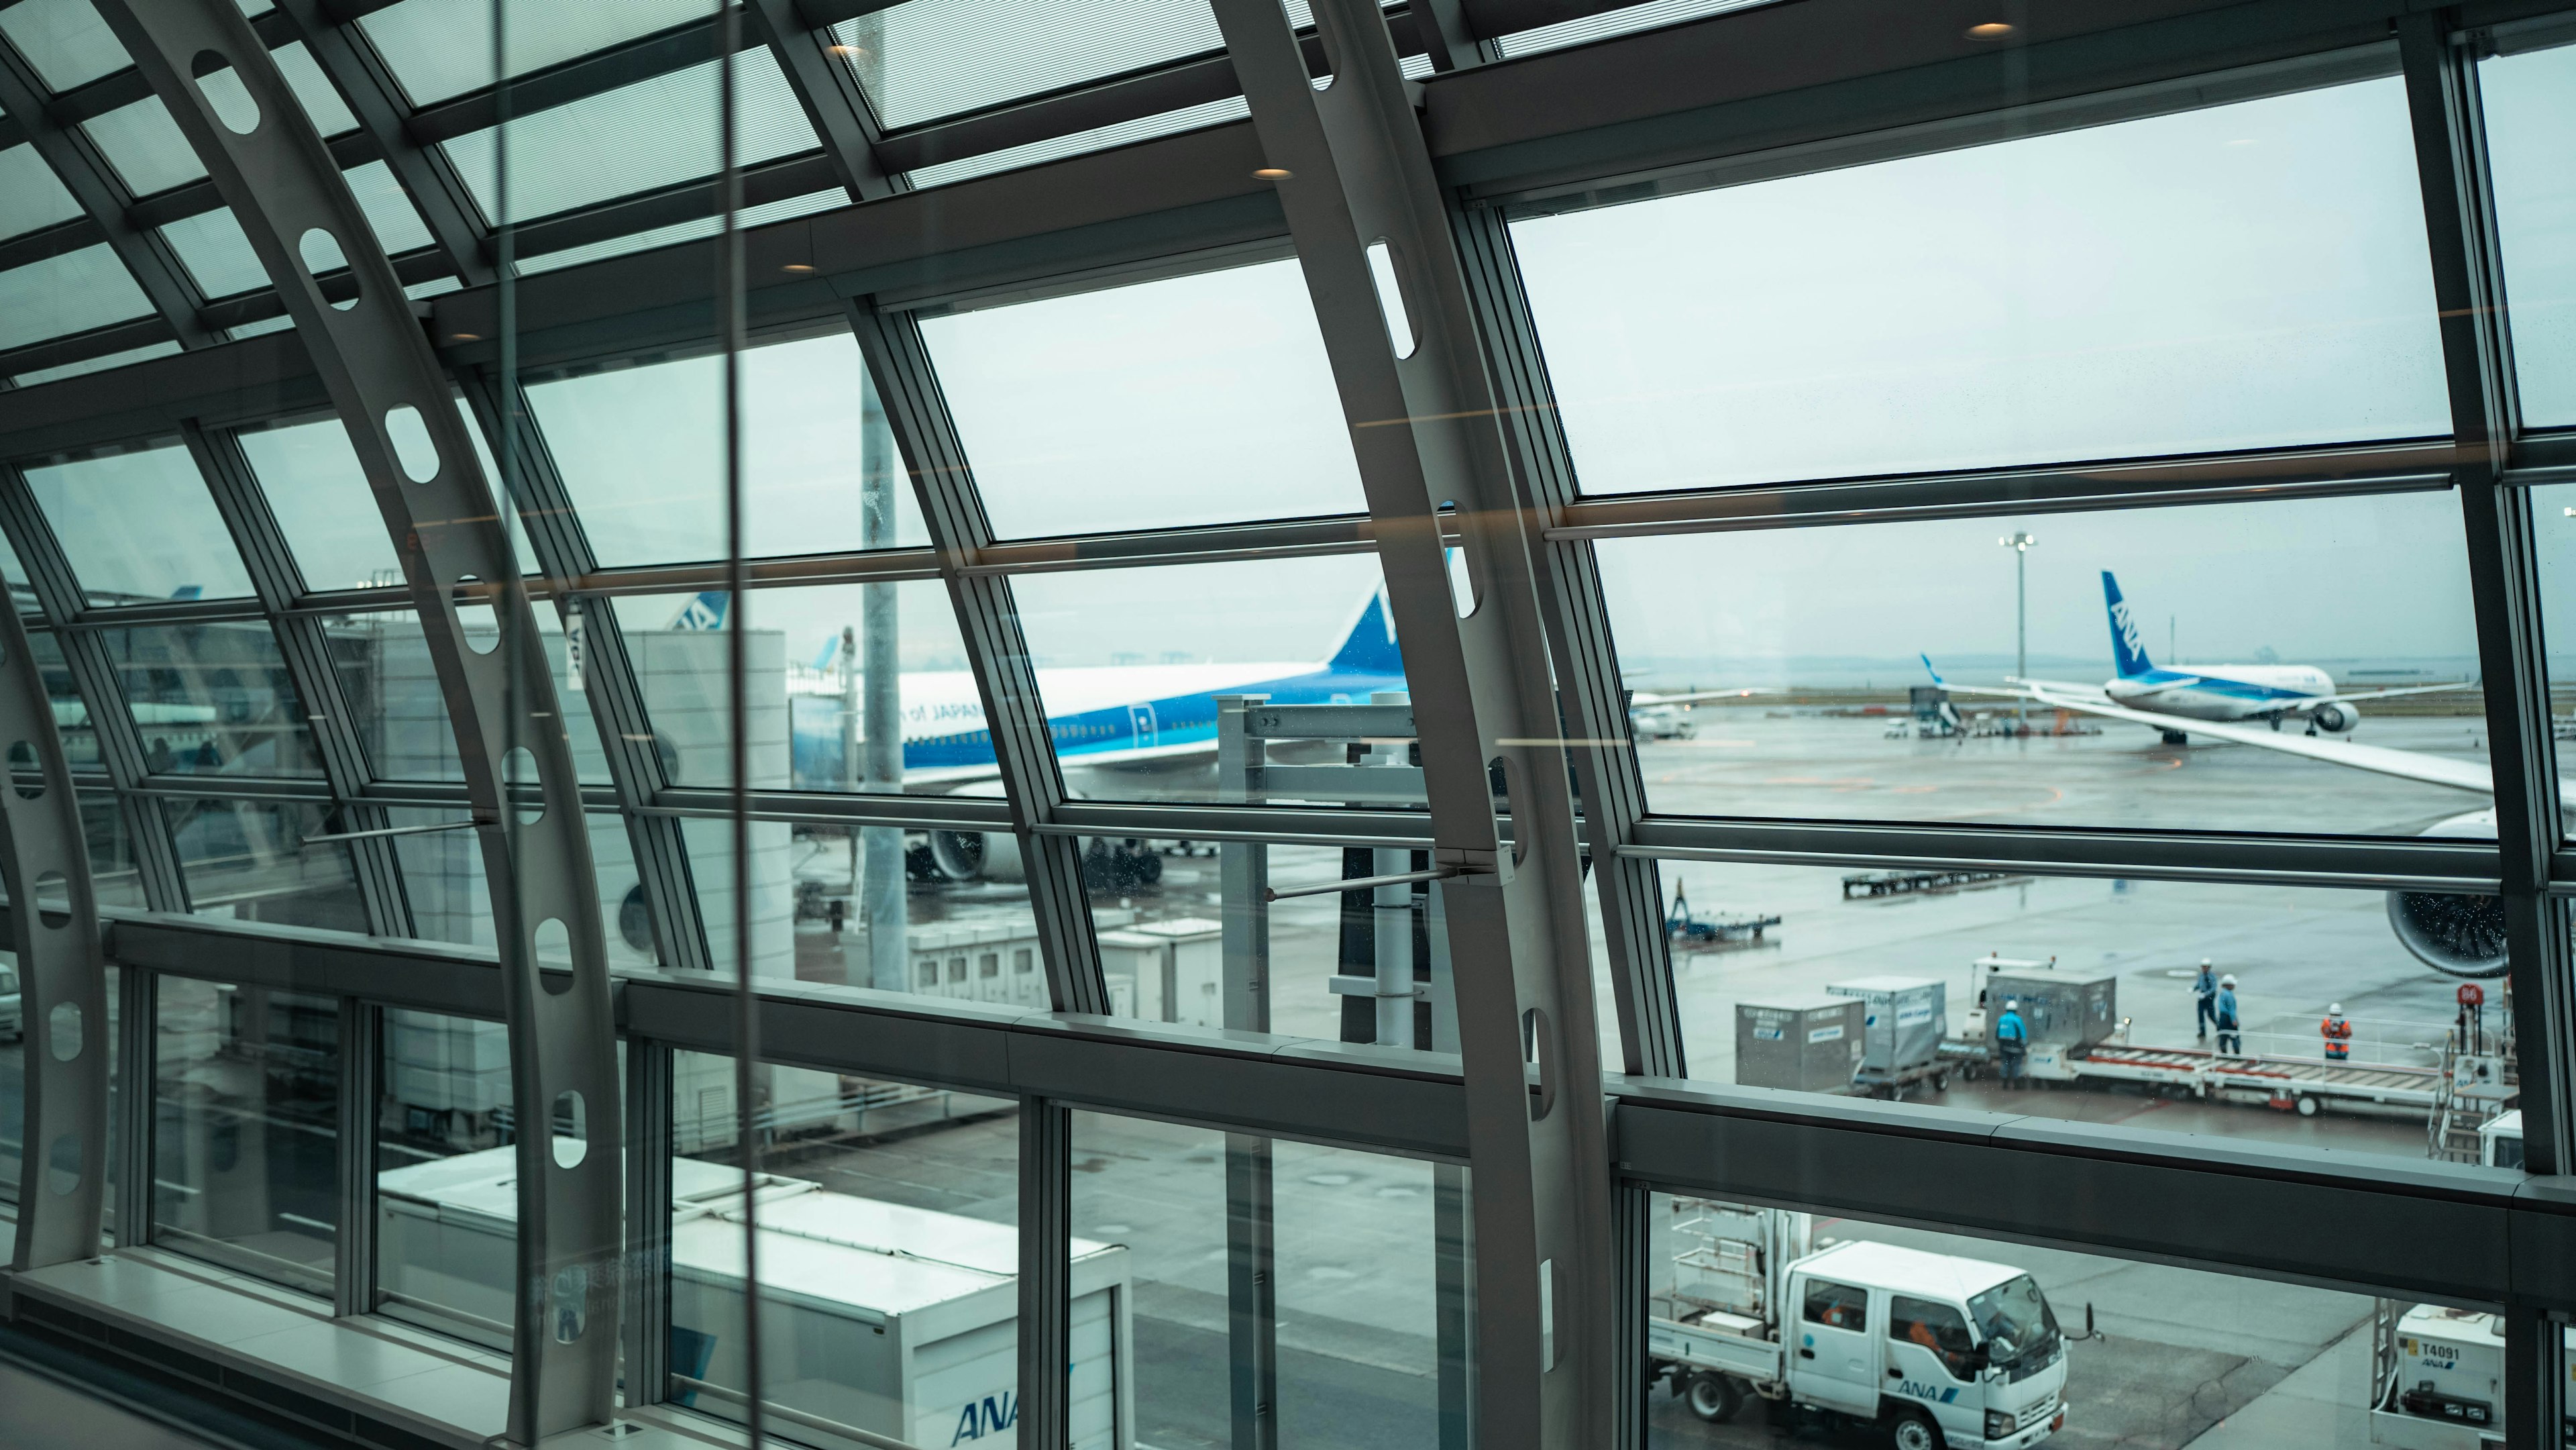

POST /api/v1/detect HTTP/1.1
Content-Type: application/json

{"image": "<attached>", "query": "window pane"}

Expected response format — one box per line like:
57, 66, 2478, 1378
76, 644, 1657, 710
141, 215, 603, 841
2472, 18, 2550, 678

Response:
526, 333, 927, 566
0, 0, 127, 91
441, 52, 814, 223
1010, 558, 1420, 805
2528, 480, 2576, 827
0, 143, 83, 242
392, 808, 657, 972
922, 258, 1364, 538
152, 979, 338, 1297
27, 633, 100, 772
25, 443, 254, 605
1069, 1111, 1471, 1450
670, 1053, 1020, 1443
99, 622, 326, 778
1649, 862, 2502, 1167
609, 581, 965, 798
79, 788, 146, 910
1603, 492, 2490, 836
83, 97, 206, 197
2483, 38, 2576, 427
357, 0, 712, 107
376, 1007, 517, 1349
1512, 76, 2446, 494
0, 244, 152, 354
324, 605, 612, 783
1644, 1192, 2399, 1448
164, 798, 368, 932
237, 416, 405, 591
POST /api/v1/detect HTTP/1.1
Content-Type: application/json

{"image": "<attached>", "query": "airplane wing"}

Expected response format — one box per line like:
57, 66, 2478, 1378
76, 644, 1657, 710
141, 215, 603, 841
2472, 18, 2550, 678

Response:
2019, 685, 2500, 797
1631, 687, 1779, 707
2308, 680, 2481, 707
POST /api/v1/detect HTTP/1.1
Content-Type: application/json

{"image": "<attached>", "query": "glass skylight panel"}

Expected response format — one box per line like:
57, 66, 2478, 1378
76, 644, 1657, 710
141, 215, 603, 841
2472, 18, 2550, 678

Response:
237, 416, 403, 591
834, 0, 1231, 131
347, 160, 435, 254
513, 189, 841, 275
11, 340, 180, 388
1509, 77, 2449, 494
356, 0, 712, 107
921, 258, 1364, 537
441, 52, 815, 223
0, 0, 130, 93
0, 244, 150, 352
271, 41, 358, 136
525, 332, 928, 565
23, 444, 254, 605
1491, 0, 1768, 58
84, 97, 206, 197
161, 208, 265, 299
903, 94, 1248, 191
2482, 39, 2576, 426
0, 143, 84, 239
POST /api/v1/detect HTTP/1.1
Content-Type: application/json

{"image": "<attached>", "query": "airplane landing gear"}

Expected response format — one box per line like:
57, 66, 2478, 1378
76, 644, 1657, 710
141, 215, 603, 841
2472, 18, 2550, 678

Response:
2160, 730, 2189, 745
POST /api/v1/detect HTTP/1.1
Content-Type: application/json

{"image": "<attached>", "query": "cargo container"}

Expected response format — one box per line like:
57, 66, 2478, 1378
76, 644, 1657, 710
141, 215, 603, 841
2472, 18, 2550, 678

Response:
1827, 976, 1949, 1082
1098, 917, 1224, 1025
1735, 993, 1865, 1094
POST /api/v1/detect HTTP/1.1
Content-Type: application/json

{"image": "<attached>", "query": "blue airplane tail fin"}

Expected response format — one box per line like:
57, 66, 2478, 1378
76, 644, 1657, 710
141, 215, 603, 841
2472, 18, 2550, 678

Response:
2102, 570, 2153, 678
1325, 589, 1405, 678
670, 590, 729, 631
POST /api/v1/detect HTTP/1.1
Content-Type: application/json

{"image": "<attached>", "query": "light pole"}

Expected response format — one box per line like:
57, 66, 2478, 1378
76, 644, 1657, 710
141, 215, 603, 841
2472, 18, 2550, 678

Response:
2000, 531, 2035, 732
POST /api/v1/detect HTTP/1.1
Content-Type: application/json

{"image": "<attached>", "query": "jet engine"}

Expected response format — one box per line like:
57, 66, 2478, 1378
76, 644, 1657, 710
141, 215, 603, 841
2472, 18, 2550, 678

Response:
2385, 809, 2506, 978
912, 830, 1026, 884
2306, 701, 2360, 735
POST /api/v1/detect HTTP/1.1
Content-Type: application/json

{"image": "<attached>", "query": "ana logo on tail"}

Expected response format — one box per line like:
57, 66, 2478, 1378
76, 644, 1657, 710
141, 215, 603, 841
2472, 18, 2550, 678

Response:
2102, 571, 2154, 679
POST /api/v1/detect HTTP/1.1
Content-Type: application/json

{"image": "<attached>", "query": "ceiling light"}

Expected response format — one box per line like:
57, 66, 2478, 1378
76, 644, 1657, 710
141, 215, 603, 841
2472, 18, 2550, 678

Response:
449, 332, 481, 342
782, 264, 816, 274
1253, 167, 1292, 180
1966, 21, 2014, 38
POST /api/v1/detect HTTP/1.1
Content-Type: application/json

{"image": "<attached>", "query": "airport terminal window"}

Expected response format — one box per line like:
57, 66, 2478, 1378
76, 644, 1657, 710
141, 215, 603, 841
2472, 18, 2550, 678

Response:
1008, 556, 1419, 806
1510, 75, 2446, 495
79, 788, 146, 910
919, 257, 1367, 539
26, 633, 100, 773
1642, 1192, 2404, 1448
1595, 491, 2493, 837
2521, 482, 2576, 813
354, 0, 714, 107
667, 1052, 1020, 1444
1069, 1109, 1471, 1450
392, 809, 657, 970
152, 979, 339, 1298
525, 333, 928, 567
99, 621, 329, 780
1645, 862, 2510, 1166
835, 0, 1238, 132
164, 799, 368, 933
2481, 36, 2576, 427
21, 443, 256, 605
376, 1007, 517, 1350
235, 415, 405, 592
325, 609, 466, 783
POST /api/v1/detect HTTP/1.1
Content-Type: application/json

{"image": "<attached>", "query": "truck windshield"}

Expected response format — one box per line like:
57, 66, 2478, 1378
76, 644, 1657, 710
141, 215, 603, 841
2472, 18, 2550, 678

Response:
1968, 1275, 2060, 1376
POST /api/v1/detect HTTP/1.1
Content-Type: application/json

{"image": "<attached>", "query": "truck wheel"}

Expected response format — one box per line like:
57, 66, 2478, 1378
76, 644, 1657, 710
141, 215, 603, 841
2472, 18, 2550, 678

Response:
1931, 1070, 1951, 1092
2296, 1094, 2319, 1117
1887, 1406, 1945, 1450
1684, 1372, 1742, 1422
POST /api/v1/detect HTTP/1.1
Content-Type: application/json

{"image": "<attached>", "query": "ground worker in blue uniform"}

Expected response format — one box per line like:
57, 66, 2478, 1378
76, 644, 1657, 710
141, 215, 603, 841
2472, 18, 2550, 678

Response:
1995, 998, 2029, 1088
2194, 959, 2218, 1041
2321, 1003, 2351, 1062
2214, 975, 2242, 1056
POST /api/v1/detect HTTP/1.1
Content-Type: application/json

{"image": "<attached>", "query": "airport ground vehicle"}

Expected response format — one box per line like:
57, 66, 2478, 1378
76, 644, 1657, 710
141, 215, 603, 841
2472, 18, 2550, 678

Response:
376, 1145, 1132, 1449
2367, 1302, 2508, 1449
1648, 1200, 2069, 1449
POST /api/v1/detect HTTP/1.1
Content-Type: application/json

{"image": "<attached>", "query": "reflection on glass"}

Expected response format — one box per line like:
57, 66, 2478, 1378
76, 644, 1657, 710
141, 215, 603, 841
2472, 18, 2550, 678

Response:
2528, 482, 2576, 824
527, 334, 927, 566
608, 580, 967, 794
1650, 862, 2510, 1165
2482, 39, 2576, 427
153, 979, 338, 1296
669, 1053, 1027, 1445
1070, 1110, 1470, 1450
1601, 493, 2491, 836
922, 258, 1364, 538
322, 605, 611, 782
99, 621, 327, 779
23, 444, 254, 605
375, 1007, 517, 1350
236, 415, 404, 592
165, 799, 368, 933
1642, 1191, 2407, 1447
1512, 78, 2445, 494
391, 809, 655, 973
78, 789, 146, 910
1010, 557, 1417, 805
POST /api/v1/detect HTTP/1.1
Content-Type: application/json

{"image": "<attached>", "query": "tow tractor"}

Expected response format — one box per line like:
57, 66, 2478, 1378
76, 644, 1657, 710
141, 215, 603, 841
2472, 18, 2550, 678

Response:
1648, 1199, 2070, 1449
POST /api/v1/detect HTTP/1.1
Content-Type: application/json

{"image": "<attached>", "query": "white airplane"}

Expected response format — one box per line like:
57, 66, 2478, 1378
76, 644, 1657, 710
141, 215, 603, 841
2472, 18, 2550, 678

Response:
1625, 683, 1776, 741
1925, 570, 2516, 978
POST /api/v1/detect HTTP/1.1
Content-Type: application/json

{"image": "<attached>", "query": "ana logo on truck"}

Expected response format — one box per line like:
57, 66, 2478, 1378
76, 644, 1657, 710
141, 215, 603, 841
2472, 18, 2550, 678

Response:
949, 1390, 1017, 1444
1897, 1380, 1963, 1404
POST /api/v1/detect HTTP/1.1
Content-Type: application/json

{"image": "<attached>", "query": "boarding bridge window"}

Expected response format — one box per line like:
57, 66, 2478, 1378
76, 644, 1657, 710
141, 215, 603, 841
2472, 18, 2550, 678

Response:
1594, 490, 2490, 839
1510, 73, 2444, 495
1803, 1279, 1868, 1331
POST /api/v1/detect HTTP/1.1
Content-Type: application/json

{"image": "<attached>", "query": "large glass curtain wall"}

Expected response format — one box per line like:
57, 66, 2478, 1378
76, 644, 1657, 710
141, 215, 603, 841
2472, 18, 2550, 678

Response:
0, 0, 2569, 1447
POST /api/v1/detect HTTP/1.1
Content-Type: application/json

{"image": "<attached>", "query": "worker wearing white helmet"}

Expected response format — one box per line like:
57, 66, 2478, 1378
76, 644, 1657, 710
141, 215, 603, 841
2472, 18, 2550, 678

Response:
2321, 1002, 2352, 1062
2214, 975, 2242, 1057
1994, 997, 2029, 1089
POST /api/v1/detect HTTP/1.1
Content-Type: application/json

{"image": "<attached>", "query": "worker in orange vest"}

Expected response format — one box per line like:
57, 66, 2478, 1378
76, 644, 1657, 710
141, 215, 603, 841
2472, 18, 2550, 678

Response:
2320, 1004, 2352, 1062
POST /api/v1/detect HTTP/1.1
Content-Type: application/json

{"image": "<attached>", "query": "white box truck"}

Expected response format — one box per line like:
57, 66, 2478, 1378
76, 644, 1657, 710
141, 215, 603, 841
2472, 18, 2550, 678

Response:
1648, 1200, 2069, 1450
376, 1145, 1132, 1450
2368, 1303, 2505, 1449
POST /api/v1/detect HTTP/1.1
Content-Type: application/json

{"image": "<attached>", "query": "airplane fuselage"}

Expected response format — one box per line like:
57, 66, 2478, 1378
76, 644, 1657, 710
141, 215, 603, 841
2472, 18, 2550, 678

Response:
2100, 664, 2337, 723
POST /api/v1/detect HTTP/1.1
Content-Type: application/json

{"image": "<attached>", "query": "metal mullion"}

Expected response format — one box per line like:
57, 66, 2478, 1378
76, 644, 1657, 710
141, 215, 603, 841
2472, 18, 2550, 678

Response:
623, 1036, 674, 1411
843, 300, 1108, 1015
402, 10, 756, 148
1452, 202, 1680, 1081
113, 964, 156, 1249
456, 368, 712, 976
183, 421, 413, 934
0, 36, 217, 352
2402, 12, 2569, 1178
746, 0, 899, 202
1018, 1096, 1073, 1450
270, 0, 492, 287
0, 466, 187, 911
332, 998, 380, 1316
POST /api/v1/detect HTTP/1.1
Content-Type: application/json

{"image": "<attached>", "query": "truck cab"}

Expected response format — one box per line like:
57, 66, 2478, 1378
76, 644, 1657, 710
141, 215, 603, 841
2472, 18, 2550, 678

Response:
1790, 1241, 2068, 1450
